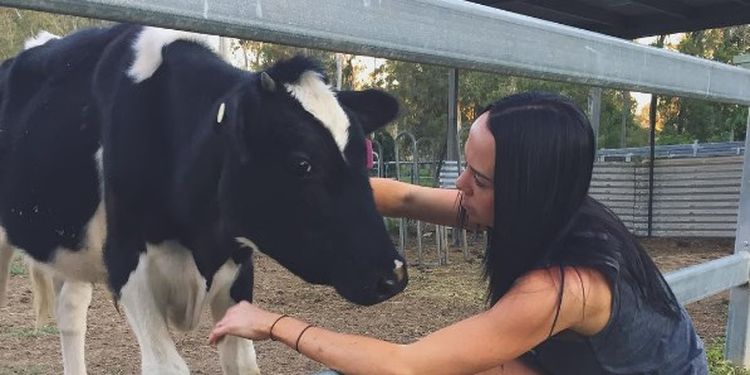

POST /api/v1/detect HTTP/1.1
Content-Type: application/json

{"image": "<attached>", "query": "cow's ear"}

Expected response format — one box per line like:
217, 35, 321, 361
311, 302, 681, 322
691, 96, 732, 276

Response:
336, 89, 399, 134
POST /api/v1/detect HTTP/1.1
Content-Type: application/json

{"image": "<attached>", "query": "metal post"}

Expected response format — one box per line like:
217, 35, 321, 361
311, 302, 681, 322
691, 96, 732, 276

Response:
647, 94, 657, 238
218, 36, 232, 61
395, 132, 419, 260
588, 87, 602, 149
621, 91, 629, 148
447, 69, 460, 162
725, 53, 750, 367
394, 136, 406, 256
373, 139, 384, 178
415, 138, 436, 266
335, 53, 344, 90
447, 68, 464, 252
645, 36, 666, 238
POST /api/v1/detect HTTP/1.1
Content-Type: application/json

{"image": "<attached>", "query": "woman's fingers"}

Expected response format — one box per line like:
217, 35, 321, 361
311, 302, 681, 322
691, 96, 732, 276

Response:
209, 320, 232, 345
208, 301, 273, 345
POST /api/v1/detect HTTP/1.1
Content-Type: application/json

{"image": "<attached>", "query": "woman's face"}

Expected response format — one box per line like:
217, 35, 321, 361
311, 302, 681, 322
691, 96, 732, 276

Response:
456, 112, 496, 228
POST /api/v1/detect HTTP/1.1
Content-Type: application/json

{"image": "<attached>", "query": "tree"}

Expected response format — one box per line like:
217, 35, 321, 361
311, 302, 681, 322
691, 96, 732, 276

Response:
657, 26, 750, 144
372, 60, 449, 156
0, 7, 106, 60
238, 41, 369, 91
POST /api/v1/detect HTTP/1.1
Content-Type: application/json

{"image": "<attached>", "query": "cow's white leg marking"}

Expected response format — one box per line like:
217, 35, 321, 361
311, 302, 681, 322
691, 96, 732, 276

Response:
55, 279, 93, 375
209, 261, 260, 375
0, 228, 11, 307
120, 250, 189, 375
28, 259, 56, 328
120, 241, 219, 375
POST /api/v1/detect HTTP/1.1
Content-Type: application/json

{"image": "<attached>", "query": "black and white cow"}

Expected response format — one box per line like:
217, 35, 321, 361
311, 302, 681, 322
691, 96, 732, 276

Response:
0, 31, 60, 319
0, 24, 407, 375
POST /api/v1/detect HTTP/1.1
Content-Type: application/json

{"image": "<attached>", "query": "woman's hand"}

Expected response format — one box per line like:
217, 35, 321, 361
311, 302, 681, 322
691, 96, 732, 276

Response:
208, 301, 282, 345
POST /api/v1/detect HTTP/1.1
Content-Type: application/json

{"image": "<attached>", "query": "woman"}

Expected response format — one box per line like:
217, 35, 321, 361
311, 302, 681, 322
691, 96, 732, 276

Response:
209, 92, 708, 374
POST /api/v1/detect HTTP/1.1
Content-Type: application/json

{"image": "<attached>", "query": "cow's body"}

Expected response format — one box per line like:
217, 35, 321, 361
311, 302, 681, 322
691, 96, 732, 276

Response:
0, 24, 406, 375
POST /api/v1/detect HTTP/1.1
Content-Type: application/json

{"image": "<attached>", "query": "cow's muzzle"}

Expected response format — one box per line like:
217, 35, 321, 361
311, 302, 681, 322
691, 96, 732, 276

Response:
375, 260, 408, 302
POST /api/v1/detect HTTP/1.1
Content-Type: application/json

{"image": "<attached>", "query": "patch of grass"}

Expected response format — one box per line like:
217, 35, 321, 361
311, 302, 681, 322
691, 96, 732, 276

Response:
707, 338, 750, 375
3, 325, 58, 339
9, 254, 27, 276
0, 366, 45, 375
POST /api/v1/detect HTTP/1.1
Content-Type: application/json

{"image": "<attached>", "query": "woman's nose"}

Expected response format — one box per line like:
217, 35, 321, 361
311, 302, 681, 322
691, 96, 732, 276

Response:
456, 169, 471, 194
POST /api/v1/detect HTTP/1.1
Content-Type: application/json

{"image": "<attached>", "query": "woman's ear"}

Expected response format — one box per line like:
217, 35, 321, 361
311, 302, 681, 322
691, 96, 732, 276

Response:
336, 89, 400, 134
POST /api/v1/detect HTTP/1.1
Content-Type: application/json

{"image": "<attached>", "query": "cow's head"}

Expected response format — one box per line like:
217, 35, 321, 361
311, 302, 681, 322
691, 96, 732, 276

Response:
216, 56, 406, 305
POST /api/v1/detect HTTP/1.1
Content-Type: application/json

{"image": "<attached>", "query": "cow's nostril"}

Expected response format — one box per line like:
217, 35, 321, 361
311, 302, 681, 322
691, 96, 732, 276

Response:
376, 267, 408, 299
376, 276, 399, 296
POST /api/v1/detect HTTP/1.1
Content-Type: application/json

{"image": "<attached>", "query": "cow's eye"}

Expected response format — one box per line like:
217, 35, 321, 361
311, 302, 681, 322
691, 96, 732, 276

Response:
290, 155, 313, 178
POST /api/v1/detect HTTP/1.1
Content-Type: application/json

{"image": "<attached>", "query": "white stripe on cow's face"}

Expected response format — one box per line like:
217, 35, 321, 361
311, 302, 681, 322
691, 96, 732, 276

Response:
128, 27, 219, 83
23, 31, 60, 50
284, 71, 350, 159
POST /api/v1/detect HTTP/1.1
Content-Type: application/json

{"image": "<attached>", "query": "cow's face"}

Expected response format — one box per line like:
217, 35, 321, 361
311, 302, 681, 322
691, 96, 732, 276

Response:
218, 57, 406, 306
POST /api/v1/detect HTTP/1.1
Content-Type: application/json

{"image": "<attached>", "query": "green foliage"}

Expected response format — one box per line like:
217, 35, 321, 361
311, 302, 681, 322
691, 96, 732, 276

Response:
0, 7, 107, 60
239, 41, 365, 91
372, 60, 450, 156
0, 366, 46, 375
9, 254, 26, 276
373, 60, 647, 153
3, 325, 58, 338
707, 338, 750, 375
657, 26, 750, 144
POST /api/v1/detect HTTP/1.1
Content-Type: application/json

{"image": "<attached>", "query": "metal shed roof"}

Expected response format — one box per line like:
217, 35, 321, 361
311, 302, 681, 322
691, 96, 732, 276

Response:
470, 0, 750, 39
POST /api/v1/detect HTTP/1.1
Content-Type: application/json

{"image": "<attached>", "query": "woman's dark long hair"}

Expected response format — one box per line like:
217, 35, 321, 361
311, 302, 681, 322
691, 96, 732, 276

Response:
471, 92, 679, 320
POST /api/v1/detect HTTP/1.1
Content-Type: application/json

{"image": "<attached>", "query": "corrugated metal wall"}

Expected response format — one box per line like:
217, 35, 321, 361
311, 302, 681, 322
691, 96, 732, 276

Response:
589, 156, 743, 237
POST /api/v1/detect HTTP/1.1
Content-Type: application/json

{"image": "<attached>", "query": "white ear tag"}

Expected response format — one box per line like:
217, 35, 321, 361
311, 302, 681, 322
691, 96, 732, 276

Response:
217, 102, 226, 124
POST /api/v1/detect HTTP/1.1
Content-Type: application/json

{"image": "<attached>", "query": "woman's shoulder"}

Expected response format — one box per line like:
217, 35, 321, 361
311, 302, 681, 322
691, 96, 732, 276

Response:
517, 265, 611, 293
511, 266, 613, 336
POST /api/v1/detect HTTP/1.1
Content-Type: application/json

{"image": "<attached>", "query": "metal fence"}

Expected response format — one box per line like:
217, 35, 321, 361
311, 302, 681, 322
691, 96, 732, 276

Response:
382, 154, 743, 239
598, 141, 746, 161
591, 156, 743, 237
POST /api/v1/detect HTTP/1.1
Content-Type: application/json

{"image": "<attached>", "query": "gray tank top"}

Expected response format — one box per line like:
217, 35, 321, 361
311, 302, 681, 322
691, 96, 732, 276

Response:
527, 238, 708, 374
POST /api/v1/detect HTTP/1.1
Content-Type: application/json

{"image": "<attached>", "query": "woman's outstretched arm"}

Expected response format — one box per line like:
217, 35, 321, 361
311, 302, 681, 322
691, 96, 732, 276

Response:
370, 178, 483, 229
210, 267, 603, 375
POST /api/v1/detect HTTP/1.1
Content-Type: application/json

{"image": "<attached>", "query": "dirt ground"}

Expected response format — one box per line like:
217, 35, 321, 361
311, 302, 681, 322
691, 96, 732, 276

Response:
0, 236, 735, 374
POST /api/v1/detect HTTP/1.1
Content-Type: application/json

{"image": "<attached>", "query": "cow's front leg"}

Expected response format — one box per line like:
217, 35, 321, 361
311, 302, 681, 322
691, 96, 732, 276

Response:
0, 242, 12, 307
55, 279, 93, 375
28, 259, 56, 328
120, 252, 189, 375
209, 261, 260, 375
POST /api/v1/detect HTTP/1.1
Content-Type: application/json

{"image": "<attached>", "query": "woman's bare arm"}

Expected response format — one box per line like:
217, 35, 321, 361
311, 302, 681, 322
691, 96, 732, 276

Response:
370, 177, 483, 229
211, 267, 606, 375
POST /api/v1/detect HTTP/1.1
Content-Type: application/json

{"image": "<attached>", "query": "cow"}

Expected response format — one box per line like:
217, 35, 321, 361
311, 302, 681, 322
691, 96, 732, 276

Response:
0, 240, 10, 308
0, 32, 59, 326
0, 24, 407, 375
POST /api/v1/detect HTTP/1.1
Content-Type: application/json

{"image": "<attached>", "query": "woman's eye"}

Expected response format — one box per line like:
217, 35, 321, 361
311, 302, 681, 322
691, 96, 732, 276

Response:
474, 174, 490, 188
